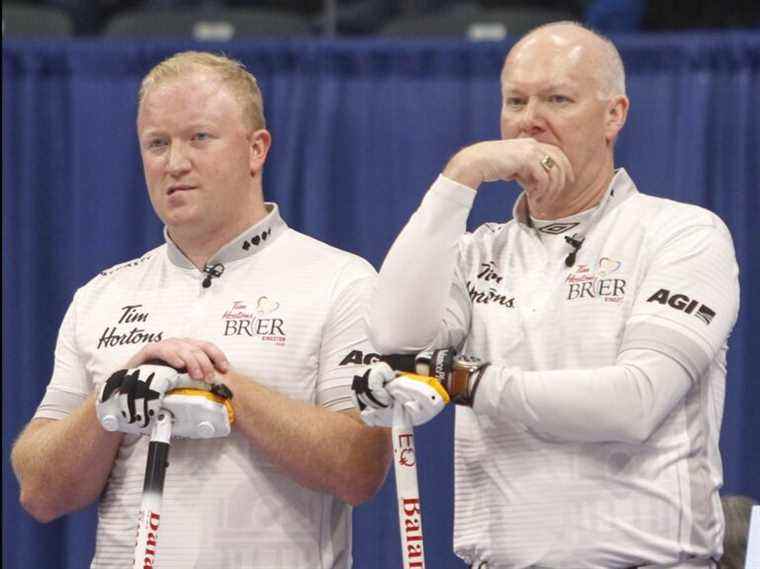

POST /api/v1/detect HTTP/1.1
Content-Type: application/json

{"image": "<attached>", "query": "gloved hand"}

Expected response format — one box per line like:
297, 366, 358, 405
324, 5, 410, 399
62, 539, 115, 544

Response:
161, 386, 235, 439
96, 361, 221, 436
351, 362, 450, 427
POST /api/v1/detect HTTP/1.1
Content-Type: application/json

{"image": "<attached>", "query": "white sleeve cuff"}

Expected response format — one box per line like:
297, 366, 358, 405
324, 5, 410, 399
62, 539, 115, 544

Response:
428, 174, 478, 207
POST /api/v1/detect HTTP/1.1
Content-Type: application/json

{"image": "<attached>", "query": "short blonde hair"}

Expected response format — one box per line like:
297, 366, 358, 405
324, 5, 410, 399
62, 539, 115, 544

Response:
139, 51, 266, 130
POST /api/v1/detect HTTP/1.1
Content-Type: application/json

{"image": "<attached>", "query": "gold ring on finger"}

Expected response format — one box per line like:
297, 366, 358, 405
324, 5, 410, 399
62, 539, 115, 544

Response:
540, 155, 556, 172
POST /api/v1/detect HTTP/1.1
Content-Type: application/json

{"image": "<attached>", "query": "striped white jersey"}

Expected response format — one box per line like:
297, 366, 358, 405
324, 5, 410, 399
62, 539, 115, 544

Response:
34, 204, 378, 569
369, 170, 739, 568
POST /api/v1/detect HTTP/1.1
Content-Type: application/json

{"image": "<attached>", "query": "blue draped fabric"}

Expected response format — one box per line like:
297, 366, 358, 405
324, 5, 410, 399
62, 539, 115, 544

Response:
3, 33, 759, 569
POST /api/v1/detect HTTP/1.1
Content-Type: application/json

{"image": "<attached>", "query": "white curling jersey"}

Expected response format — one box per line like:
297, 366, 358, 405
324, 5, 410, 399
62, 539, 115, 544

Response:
454, 171, 738, 568
374, 170, 739, 568
34, 204, 379, 569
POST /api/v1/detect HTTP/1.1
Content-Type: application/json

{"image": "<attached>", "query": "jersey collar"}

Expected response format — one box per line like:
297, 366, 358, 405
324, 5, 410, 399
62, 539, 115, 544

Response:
512, 168, 639, 230
164, 202, 288, 269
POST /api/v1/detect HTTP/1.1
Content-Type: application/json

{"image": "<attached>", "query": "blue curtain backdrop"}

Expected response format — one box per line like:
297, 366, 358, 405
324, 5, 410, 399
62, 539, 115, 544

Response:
3, 33, 759, 569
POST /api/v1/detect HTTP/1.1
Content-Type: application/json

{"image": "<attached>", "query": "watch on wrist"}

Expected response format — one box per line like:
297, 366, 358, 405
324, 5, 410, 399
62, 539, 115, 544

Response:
450, 355, 488, 406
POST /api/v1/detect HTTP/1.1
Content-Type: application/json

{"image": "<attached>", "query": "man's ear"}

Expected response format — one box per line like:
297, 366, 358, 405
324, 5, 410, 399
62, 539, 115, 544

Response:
605, 94, 629, 144
249, 129, 272, 175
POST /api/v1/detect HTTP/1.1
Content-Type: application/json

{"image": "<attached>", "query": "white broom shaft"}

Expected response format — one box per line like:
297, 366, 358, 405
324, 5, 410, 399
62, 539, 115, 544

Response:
133, 411, 173, 569
392, 404, 426, 569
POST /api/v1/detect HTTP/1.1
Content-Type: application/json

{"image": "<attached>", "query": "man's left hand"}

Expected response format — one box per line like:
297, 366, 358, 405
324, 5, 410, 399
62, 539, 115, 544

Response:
351, 362, 450, 427
97, 362, 205, 435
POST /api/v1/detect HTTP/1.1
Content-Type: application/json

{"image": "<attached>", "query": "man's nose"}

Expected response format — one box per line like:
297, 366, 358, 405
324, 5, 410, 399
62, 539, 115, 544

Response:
166, 142, 191, 176
518, 99, 545, 137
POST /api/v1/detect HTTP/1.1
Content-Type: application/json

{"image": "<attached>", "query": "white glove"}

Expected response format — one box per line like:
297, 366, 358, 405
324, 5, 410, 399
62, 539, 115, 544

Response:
351, 362, 450, 427
162, 387, 235, 439
97, 362, 206, 435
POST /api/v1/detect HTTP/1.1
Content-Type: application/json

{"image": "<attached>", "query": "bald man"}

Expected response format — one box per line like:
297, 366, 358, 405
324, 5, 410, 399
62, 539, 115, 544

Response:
362, 22, 739, 569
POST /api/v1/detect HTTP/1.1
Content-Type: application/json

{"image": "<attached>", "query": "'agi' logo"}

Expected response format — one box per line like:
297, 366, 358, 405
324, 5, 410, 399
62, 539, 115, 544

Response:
339, 350, 382, 366
646, 289, 716, 324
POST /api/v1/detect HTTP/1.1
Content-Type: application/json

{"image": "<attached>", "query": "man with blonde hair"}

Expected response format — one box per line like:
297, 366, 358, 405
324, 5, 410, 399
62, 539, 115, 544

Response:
357, 22, 740, 568
139, 52, 267, 130
12, 51, 390, 568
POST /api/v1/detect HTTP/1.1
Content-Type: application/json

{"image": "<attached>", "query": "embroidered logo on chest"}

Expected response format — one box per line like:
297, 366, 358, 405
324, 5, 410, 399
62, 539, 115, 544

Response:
467, 261, 516, 309
222, 298, 287, 345
96, 304, 165, 349
565, 257, 627, 303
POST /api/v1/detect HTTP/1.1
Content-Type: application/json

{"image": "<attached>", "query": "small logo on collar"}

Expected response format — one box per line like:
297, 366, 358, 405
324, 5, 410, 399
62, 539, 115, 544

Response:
538, 222, 579, 235
242, 227, 272, 251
